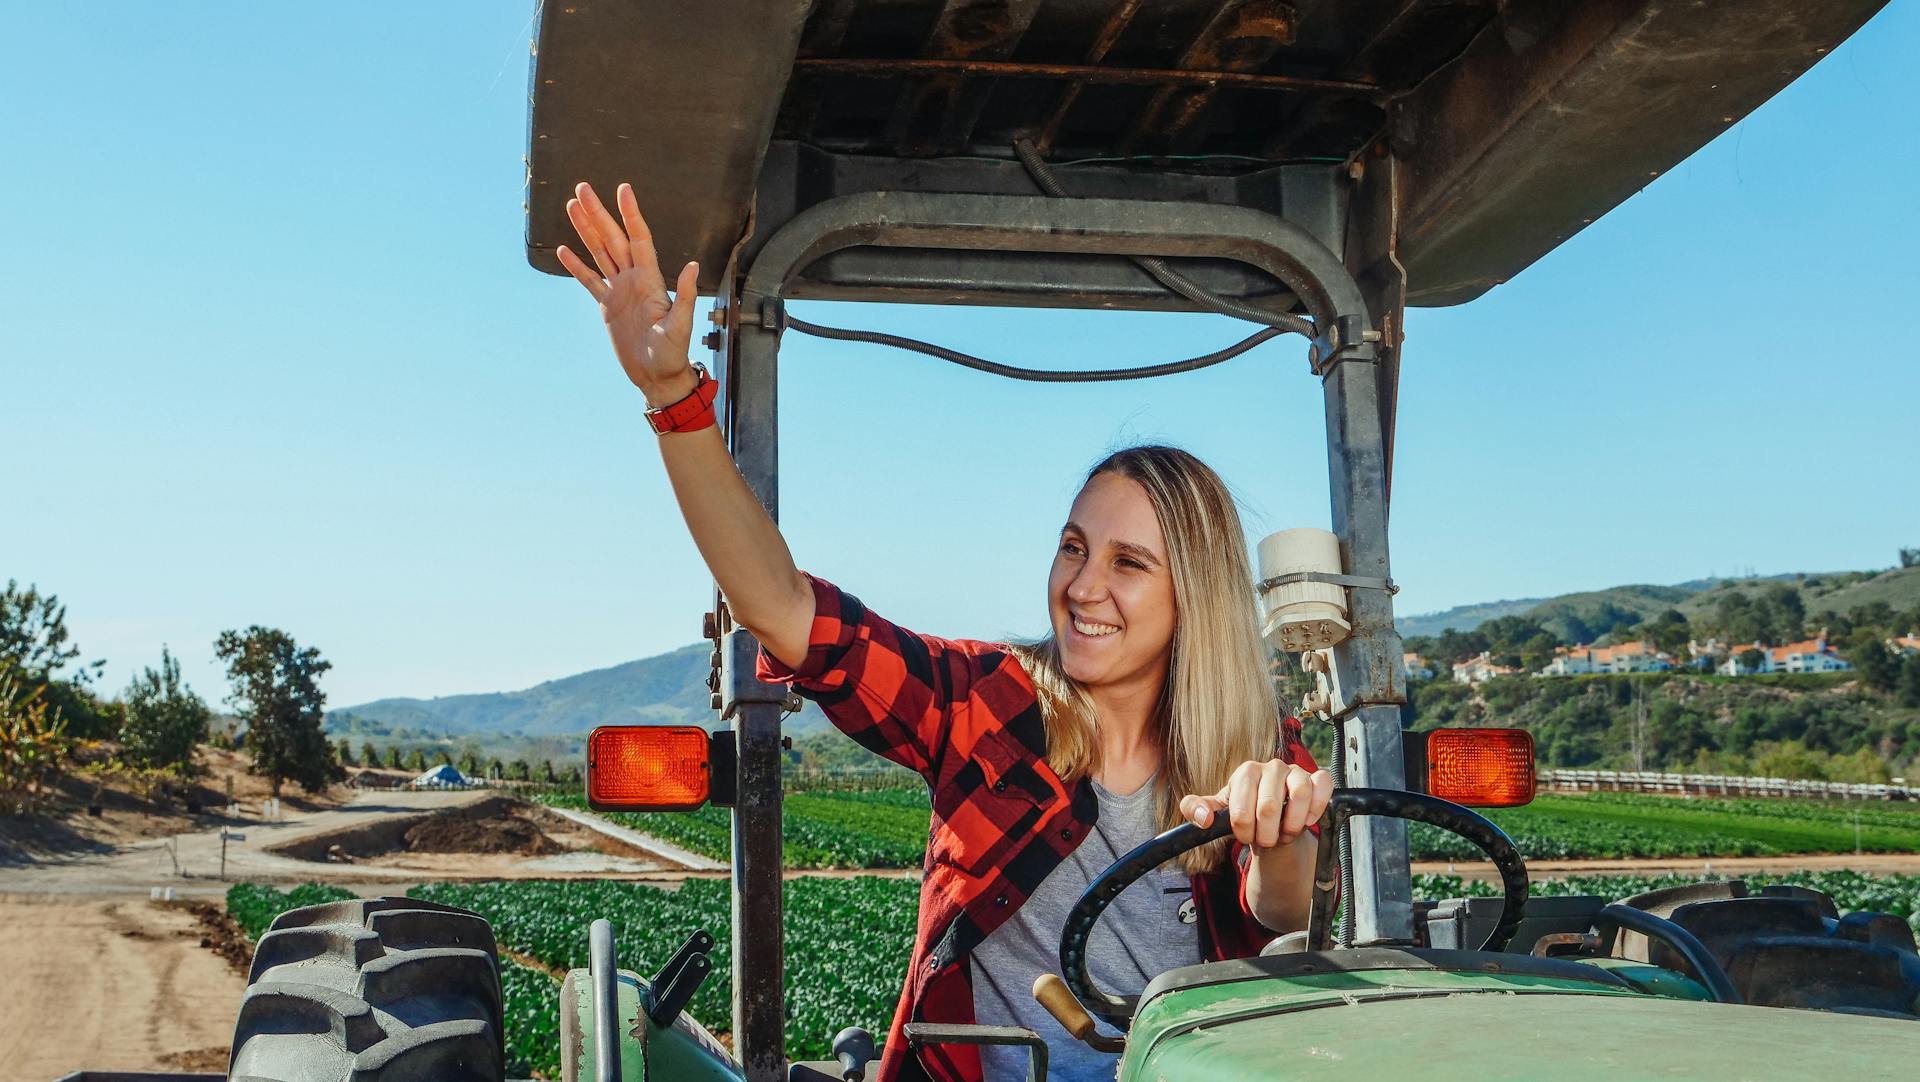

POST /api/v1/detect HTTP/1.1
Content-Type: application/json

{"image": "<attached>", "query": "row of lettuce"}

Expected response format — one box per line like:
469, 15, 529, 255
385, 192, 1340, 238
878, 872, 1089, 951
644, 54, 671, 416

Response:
229, 867, 1919, 1077
543, 787, 1920, 866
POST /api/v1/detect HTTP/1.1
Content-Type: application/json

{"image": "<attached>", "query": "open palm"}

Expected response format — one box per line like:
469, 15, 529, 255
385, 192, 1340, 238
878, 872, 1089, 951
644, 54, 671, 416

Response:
556, 181, 700, 397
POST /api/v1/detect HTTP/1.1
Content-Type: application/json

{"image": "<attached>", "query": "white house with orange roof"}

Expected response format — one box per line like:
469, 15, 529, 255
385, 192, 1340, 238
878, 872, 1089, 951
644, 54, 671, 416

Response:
1403, 652, 1435, 682
1716, 631, 1851, 675
1539, 640, 1675, 676
1889, 632, 1920, 657
1453, 652, 1516, 685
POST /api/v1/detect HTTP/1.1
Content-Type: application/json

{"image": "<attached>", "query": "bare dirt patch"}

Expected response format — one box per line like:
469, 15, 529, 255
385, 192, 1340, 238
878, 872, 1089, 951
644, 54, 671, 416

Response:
402, 803, 566, 856
0, 895, 244, 1082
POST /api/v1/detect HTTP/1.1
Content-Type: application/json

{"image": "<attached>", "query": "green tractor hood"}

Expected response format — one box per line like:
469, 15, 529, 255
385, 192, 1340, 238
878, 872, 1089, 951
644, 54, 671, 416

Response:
1124, 950, 1917, 1081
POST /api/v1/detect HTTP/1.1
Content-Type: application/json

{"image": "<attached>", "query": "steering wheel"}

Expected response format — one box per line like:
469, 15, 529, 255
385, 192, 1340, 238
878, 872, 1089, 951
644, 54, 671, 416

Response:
1057, 787, 1529, 1028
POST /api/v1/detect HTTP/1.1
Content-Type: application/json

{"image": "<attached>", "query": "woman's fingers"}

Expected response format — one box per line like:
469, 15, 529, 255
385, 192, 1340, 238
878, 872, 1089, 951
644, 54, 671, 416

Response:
575, 182, 632, 271
1254, 761, 1288, 848
1279, 766, 1315, 842
664, 260, 700, 346
617, 183, 667, 294
1181, 789, 1228, 828
1227, 762, 1261, 846
566, 197, 620, 281
555, 245, 610, 303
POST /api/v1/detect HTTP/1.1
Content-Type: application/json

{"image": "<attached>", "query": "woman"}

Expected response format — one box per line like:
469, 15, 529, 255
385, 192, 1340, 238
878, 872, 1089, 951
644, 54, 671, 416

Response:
557, 182, 1333, 1082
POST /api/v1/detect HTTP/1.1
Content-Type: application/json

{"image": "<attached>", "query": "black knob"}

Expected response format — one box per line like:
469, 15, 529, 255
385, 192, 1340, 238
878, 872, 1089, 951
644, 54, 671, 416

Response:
832, 1026, 877, 1082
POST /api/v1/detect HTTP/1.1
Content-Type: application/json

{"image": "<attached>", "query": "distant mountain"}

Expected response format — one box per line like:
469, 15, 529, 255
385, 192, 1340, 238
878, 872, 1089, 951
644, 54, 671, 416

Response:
338, 566, 1918, 738
329, 644, 831, 740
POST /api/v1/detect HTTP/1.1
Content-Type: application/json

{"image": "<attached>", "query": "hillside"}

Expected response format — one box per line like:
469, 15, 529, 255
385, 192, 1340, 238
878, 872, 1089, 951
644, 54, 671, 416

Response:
1400, 566, 1919, 639
329, 643, 828, 740
333, 565, 1918, 745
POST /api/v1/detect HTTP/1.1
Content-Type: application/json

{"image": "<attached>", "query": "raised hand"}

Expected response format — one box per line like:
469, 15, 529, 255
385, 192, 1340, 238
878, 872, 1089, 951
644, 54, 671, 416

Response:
556, 182, 701, 404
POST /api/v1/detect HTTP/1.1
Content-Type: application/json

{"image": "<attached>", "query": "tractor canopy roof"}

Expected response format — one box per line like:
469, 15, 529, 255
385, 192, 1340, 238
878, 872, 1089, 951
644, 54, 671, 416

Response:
525, 0, 1884, 308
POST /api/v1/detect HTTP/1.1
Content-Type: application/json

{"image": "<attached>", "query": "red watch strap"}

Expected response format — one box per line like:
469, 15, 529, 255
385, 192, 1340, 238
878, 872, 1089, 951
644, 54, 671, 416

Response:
645, 365, 720, 434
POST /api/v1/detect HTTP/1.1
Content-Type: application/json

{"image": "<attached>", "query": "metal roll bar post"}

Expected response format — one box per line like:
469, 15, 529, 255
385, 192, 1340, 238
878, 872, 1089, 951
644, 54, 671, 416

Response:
716, 189, 1414, 1080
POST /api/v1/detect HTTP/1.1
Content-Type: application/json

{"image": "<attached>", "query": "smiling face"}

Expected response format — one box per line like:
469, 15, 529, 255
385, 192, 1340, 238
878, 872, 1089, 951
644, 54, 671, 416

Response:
1049, 471, 1179, 694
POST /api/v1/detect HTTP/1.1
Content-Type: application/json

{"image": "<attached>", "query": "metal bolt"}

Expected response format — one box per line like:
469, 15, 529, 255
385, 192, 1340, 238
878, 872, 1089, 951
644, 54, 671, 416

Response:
702, 611, 719, 640
710, 693, 723, 710
702, 330, 723, 352
709, 305, 726, 326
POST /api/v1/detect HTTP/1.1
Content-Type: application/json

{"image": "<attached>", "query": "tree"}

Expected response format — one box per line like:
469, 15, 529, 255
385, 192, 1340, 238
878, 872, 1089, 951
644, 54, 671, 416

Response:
119, 647, 210, 773
435, 749, 454, 768
1900, 547, 1918, 569
506, 758, 531, 781
1855, 639, 1899, 693
540, 759, 558, 784
0, 581, 84, 681
361, 740, 380, 769
486, 757, 504, 780
1762, 584, 1805, 642
1, 581, 107, 738
404, 747, 427, 772
336, 739, 355, 767
384, 745, 403, 770
215, 627, 341, 797
1900, 656, 1920, 710
1739, 647, 1765, 673
458, 750, 482, 777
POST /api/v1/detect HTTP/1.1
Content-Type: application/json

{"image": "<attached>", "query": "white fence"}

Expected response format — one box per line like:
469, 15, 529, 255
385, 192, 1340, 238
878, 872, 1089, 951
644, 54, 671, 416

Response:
1538, 769, 1920, 801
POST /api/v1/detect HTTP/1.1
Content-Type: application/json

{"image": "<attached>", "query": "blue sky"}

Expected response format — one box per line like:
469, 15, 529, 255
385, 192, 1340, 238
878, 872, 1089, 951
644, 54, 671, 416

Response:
5, 3, 1914, 708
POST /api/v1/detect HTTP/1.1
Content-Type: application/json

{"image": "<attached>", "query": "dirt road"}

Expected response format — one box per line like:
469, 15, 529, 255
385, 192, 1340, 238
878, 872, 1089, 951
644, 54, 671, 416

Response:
0, 789, 501, 898
0, 895, 240, 1082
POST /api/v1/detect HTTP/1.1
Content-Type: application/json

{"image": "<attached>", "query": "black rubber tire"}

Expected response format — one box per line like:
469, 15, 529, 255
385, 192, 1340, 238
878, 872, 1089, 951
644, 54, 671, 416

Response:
227, 895, 506, 1082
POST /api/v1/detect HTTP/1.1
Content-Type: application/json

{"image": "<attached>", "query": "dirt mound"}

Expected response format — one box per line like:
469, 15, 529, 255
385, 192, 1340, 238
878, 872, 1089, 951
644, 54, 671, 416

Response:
401, 807, 565, 855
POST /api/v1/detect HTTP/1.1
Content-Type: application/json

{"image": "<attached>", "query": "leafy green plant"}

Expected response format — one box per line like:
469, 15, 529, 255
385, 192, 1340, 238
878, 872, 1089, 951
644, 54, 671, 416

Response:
0, 665, 70, 814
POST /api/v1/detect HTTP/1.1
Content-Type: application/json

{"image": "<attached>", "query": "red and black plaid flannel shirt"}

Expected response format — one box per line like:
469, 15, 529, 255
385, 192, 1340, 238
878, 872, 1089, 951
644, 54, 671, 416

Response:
758, 573, 1321, 1082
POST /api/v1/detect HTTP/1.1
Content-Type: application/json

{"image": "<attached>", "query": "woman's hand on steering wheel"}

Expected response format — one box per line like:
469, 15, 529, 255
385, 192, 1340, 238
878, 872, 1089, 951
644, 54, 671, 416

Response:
555, 181, 702, 405
1179, 760, 1333, 851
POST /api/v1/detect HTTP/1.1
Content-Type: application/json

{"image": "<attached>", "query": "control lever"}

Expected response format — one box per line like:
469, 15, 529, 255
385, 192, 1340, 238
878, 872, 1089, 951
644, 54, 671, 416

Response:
832, 1027, 877, 1081
1032, 973, 1123, 1053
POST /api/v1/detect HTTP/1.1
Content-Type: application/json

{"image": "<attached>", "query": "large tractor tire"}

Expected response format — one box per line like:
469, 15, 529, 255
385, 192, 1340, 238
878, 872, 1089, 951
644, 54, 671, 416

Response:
228, 895, 507, 1082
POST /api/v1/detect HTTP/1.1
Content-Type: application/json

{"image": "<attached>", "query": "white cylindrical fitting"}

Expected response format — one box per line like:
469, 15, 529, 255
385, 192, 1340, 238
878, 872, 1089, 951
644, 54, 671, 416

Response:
1256, 527, 1352, 653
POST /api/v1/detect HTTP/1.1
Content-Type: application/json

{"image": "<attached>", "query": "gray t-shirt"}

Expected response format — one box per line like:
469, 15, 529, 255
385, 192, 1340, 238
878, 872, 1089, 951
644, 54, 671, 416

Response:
971, 776, 1200, 1082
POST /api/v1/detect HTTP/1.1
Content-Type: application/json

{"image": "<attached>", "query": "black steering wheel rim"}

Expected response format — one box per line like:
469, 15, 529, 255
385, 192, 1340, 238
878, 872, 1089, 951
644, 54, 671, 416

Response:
1058, 786, 1530, 1028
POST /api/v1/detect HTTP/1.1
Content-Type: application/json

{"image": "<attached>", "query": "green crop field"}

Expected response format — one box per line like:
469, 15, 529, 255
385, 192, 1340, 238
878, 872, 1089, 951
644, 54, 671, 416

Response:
229, 868, 1919, 1077
1409, 792, 1920, 861
542, 788, 930, 868
549, 785, 1920, 866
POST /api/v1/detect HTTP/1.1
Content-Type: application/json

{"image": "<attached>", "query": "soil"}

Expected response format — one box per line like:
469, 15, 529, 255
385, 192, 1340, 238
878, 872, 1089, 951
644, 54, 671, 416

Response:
0, 895, 245, 1082
401, 805, 566, 855
0, 746, 351, 862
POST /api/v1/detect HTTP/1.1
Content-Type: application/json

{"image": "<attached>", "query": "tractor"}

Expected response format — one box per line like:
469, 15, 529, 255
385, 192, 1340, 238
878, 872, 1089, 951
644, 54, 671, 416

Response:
178, 2, 1920, 1081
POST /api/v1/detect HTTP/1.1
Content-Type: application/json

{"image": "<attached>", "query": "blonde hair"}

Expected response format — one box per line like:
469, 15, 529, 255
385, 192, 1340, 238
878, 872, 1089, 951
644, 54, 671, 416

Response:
1007, 445, 1279, 874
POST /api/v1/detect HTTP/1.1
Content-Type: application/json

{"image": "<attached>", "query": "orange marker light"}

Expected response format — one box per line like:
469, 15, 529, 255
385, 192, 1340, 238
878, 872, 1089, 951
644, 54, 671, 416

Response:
1426, 728, 1535, 807
587, 726, 711, 811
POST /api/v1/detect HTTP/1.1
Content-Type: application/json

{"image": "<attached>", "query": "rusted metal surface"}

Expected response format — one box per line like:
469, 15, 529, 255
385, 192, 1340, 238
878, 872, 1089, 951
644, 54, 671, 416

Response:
885, 0, 1047, 154
794, 56, 1378, 96
526, 0, 1892, 308
1034, 0, 1145, 154
1123, 0, 1300, 156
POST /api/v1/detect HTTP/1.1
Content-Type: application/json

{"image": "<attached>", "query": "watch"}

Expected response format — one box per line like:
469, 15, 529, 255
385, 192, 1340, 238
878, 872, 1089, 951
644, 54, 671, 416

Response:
644, 364, 720, 435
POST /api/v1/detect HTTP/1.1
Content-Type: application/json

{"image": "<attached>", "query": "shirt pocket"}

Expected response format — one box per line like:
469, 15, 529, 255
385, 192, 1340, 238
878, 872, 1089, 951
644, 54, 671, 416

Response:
929, 728, 1058, 876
